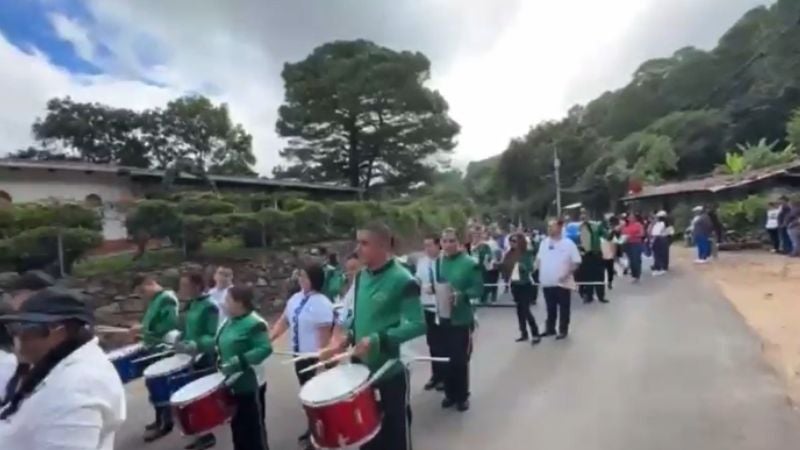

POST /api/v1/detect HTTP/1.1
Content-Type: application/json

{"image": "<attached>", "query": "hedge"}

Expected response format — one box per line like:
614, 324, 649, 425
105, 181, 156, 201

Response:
0, 203, 101, 238
0, 226, 102, 273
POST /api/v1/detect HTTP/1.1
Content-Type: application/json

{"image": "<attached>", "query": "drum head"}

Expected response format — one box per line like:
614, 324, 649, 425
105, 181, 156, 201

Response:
299, 364, 370, 404
143, 354, 191, 377
107, 343, 144, 360
171, 373, 225, 404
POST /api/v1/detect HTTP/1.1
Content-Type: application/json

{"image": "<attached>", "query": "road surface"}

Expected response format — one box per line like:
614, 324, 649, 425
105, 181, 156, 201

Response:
115, 268, 800, 450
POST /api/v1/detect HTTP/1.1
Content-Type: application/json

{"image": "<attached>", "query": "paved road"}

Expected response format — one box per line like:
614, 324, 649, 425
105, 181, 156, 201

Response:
116, 268, 800, 450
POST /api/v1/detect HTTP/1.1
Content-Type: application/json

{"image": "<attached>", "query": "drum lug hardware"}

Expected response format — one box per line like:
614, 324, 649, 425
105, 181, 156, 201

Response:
374, 388, 381, 402
315, 419, 324, 437
355, 409, 363, 425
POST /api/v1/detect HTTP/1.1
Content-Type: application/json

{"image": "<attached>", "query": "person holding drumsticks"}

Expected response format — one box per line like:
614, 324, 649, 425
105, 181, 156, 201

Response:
217, 285, 273, 450
322, 221, 426, 450
173, 271, 220, 450
438, 228, 484, 412
268, 261, 335, 448
130, 274, 179, 442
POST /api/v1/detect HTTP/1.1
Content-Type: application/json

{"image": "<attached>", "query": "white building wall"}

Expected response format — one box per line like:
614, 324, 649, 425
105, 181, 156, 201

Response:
0, 169, 134, 240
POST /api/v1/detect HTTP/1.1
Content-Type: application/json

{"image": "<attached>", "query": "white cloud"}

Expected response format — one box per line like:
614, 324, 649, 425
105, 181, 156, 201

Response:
47, 13, 97, 63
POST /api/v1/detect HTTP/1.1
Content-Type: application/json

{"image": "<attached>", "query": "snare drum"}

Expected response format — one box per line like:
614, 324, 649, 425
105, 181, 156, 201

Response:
299, 364, 381, 449
144, 354, 195, 406
171, 373, 236, 436
107, 343, 147, 384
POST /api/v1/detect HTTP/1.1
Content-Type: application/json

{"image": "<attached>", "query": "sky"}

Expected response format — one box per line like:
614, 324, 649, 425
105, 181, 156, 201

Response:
0, 0, 771, 174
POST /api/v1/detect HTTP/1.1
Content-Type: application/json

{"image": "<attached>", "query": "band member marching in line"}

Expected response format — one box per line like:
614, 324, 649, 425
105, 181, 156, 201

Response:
577, 209, 609, 304
130, 274, 179, 442
172, 271, 220, 450
502, 232, 541, 345
468, 227, 494, 305
322, 221, 426, 450
217, 285, 273, 450
415, 235, 446, 392
438, 228, 484, 412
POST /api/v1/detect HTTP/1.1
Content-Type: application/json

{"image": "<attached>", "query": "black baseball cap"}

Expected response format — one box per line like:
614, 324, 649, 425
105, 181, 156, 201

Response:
0, 288, 93, 325
10, 270, 55, 292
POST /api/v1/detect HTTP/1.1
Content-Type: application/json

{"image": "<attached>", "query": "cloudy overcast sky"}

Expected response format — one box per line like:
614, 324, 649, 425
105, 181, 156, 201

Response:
0, 0, 770, 174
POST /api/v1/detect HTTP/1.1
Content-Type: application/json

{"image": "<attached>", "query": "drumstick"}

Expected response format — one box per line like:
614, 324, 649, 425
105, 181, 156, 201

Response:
281, 352, 321, 365
298, 350, 353, 375
131, 350, 173, 364
95, 325, 131, 334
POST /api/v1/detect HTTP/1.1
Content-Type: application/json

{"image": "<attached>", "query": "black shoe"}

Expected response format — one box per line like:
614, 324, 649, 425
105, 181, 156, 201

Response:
441, 398, 456, 409
583, 297, 593, 304
144, 425, 173, 442
540, 331, 556, 337
457, 400, 470, 412
186, 434, 216, 450
515, 336, 529, 342
145, 420, 160, 432
434, 381, 445, 391
608, 283, 613, 290
531, 337, 541, 345
599, 298, 610, 303
424, 379, 439, 391
556, 333, 568, 340
298, 430, 311, 443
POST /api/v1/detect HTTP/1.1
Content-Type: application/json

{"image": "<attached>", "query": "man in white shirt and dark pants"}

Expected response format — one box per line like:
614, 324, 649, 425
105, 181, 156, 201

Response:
537, 219, 582, 340
415, 235, 446, 391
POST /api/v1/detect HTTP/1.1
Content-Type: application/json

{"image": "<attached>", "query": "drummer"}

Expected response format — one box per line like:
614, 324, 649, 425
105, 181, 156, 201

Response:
269, 261, 335, 448
130, 274, 179, 442
217, 285, 273, 450
414, 235, 446, 391
173, 270, 220, 450
322, 221, 426, 450
438, 228, 483, 412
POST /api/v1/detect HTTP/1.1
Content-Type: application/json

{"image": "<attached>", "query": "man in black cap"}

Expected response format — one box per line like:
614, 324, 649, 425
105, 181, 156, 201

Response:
0, 288, 126, 449
7, 270, 56, 310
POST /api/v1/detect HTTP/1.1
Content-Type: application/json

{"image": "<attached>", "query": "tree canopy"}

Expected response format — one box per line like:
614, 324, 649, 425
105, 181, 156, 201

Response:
273, 39, 460, 192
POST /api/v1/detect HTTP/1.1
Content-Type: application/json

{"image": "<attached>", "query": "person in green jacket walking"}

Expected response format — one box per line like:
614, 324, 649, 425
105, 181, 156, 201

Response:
439, 227, 484, 412
322, 221, 426, 450
174, 270, 219, 450
217, 284, 273, 450
577, 209, 610, 304
131, 274, 179, 442
502, 233, 541, 345
321, 252, 344, 301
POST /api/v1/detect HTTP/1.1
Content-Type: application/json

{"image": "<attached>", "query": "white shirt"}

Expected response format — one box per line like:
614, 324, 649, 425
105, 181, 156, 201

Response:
650, 221, 666, 237
0, 338, 126, 450
0, 350, 16, 403
766, 207, 781, 229
284, 291, 334, 354
336, 282, 356, 326
414, 255, 438, 311
206, 286, 230, 321
248, 312, 270, 387
536, 237, 582, 287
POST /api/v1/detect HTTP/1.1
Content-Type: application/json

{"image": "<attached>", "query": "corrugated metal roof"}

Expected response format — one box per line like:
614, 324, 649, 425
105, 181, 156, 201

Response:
621, 160, 800, 201
0, 159, 362, 193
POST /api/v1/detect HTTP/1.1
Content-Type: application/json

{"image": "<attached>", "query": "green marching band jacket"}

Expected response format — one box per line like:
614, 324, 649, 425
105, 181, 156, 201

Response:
347, 259, 426, 380
181, 294, 219, 355
141, 290, 179, 347
216, 312, 273, 394
322, 264, 344, 300
438, 252, 484, 326
511, 250, 536, 286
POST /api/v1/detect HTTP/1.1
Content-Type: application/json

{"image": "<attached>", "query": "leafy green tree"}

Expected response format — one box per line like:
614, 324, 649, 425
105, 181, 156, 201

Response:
274, 40, 460, 191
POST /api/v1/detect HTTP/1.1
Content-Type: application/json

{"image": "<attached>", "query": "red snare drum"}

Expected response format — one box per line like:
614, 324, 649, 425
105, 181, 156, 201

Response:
170, 373, 236, 436
299, 364, 381, 449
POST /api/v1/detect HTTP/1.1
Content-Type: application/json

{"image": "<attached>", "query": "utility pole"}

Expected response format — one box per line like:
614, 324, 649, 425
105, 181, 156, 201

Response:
553, 145, 562, 217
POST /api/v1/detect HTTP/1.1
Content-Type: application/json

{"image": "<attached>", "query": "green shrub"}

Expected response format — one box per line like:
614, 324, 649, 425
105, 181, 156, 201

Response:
178, 198, 236, 216
5, 226, 102, 273
291, 202, 332, 240
260, 209, 294, 244
125, 200, 183, 242
0, 203, 101, 237
330, 202, 370, 236
718, 195, 768, 233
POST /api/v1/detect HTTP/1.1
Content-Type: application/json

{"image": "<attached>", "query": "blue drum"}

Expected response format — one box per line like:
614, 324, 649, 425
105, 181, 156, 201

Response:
108, 343, 148, 384
144, 354, 198, 406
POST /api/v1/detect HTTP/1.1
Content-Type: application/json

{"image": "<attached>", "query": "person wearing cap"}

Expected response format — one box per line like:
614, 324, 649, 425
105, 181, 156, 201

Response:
130, 273, 179, 441
217, 284, 273, 450
173, 270, 220, 450
650, 211, 673, 275
0, 288, 126, 450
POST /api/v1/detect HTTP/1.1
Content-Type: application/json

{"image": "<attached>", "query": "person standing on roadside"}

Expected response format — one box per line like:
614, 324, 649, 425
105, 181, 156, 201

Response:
765, 201, 782, 253
207, 266, 233, 322
691, 206, 713, 263
502, 233, 540, 345
778, 196, 794, 255
415, 236, 446, 391
621, 214, 645, 281
536, 220, 581, 340
786, 198, 800, 257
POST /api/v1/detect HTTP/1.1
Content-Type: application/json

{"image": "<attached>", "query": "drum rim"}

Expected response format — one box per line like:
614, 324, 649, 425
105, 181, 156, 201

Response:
170, 374, 226, 406
143, 355, 192, 378
299, 364, 371, 406
310, 418, 382, 450
108, 343, 145, 359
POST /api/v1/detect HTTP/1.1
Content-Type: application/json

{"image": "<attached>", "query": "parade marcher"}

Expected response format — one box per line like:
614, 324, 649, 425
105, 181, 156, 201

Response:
438, 228, 483, 411
778, 196, 794, 255
269, 262, 334, 448
415, 235, 446, 391
130, 274, 179, 441
322, 221, 426, 450
537, 219, 581, 339
207, 266, 233, 322
600, 216, 618, 290
174, 271, 220, 450
322, 252, 344, 302
502, 232, 540, 345
336, 253, 362, 323
577, 209, 608, 304
0, 288, 126, 450
621, 215, 645, 281
218, 285, 273, 450
469, 228, 494, 305
482, 230, 502, 303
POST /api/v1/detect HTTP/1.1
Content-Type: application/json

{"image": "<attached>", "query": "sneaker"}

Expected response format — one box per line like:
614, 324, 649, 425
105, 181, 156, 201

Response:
456, 400, 470, 412
539, 331, 556, 338
186, 434, 216, 450
434, 381, 445, 392
531, 337, 541, 346
555, 333, 568, 340
424, 379, 439, 391
441, 398, 456, 409
693, 259, 705, 264
145, 420, 160, 432
652, 270, 664, 276
515, 336, 529, 342
144, 425, 173, 443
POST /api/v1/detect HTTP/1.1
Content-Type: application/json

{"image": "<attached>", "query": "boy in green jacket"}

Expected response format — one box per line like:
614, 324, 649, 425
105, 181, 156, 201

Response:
323, 221, 425, 450
131, 274, 179, 442
438, 227, 484, 412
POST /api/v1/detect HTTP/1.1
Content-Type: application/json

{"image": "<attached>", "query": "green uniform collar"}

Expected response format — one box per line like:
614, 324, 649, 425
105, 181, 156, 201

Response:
367, 258, 395, 276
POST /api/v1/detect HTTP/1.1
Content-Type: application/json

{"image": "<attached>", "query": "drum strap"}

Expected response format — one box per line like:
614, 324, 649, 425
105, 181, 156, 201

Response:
291, 295, 312, 353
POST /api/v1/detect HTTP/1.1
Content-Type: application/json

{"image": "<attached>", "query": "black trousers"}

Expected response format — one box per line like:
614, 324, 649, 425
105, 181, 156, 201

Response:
603, 259, 615, 288
652, 236, 670, 271
578, 252, 605, 301
154, 353, 215, 430
442, 321, 472, 403
543, 287, 571, 335
510, 283, 539, 338
295, 358, 319, 386
230, 390, 269, 450
361, 370, 411, 450
767, 228, 780, 252
423, 310, 447, 382
482, 270, 499, 303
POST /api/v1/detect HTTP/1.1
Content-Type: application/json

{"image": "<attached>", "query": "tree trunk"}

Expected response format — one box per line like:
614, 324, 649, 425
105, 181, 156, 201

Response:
346, 115, 360, 188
